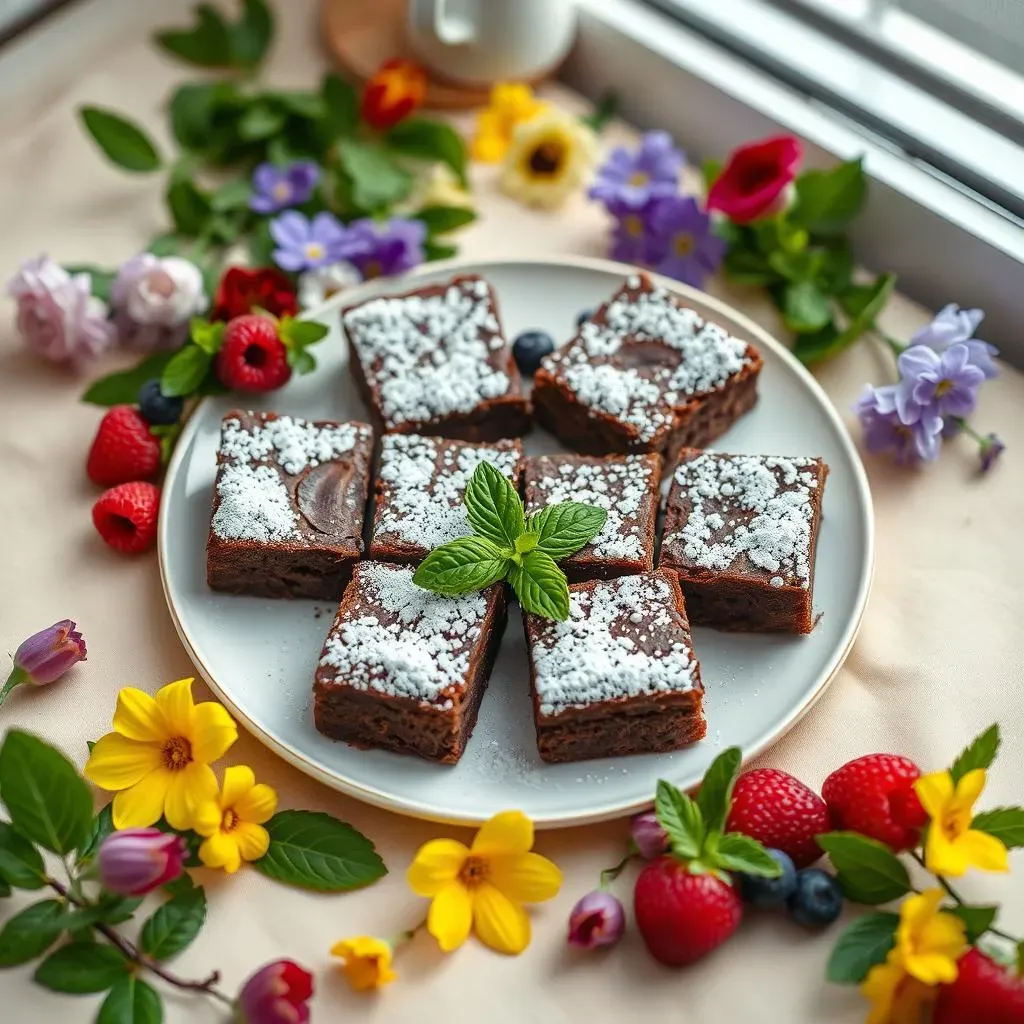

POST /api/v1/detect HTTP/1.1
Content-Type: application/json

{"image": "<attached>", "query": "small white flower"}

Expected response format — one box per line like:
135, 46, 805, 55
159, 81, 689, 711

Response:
298, 261, 362, 310
112, 253, 207, 350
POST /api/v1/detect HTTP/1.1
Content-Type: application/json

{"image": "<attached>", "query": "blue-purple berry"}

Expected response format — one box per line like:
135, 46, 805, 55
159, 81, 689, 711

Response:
738, 849, 797, 908
512, 330, 555, 377
576, 308, 594, 327
787, 868, 844, 928
137, 379, 184, 426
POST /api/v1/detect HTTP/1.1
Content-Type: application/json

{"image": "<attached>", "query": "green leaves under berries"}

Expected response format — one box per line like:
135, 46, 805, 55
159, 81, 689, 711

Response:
816, 832, 911, 905
950, 723, 1000, 784
82, 353, 176, 407
696, 746, 741, 835
161, 344, 212, 398
79, 107, 162, 173
826, 912, 899, 984
971, 807, 1024, 849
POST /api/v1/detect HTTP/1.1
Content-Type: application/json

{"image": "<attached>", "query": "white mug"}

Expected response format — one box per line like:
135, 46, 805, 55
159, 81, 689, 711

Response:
406, 0, 577, 86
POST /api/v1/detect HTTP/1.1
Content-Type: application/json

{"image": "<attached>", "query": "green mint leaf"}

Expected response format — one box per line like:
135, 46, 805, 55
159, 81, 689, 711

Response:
63, 265, 116, 304
817, 832, 912, 905
385, 118, 468, 189
971, 807, 1024, 848
140, 887, 206, 961
782, 281, 833, 334
791, 159, 867, 236
825, 912, 900, 985
509, 549, 570, 621
97, 974, 163, 1024
414, 205, 477, 235
77, 803, 115, 863
767, 249, 825, 284
0, 731, 93, 855
695, 747, 741, 835
154, 4, 233, 68
514, 532, 539, 555
321, 73, 359, 139
287, 348, 317, 375
529, 502, 608, 561
816, 241, 855, 294
280, 319, 329, 349
464, 461, 525, 548
161, 345, 212, 398
35, 942, 128, 994
655, 779, 704, 859
337, 139, 413, 212
189, 319, 225, 356
0, 899, 65, 967
169, 82, 223, 151
413, 537, 510, 596
82, 352, 174, 407
231, 0, 274, 69
79, 107, 161, 173
210, 178, 253, 213
253, 810, 387, 892
0, 821, 47, 889
950, 723, 1000, 783
713, 833, 783, 877
950, 904, 998, 943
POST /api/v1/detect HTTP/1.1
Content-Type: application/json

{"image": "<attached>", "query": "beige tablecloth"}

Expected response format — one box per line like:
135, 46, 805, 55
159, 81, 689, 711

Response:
1, 2, 1021, 1021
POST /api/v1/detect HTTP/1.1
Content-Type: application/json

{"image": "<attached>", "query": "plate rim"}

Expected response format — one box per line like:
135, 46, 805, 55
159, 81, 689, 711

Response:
158, 253, 876, 828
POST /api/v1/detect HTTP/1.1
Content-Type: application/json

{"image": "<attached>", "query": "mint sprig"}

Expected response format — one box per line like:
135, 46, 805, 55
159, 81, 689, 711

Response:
412, 461, 608, 620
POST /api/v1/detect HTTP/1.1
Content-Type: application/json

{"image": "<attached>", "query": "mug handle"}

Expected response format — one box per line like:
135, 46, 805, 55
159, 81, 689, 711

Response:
411, 0, 477, 45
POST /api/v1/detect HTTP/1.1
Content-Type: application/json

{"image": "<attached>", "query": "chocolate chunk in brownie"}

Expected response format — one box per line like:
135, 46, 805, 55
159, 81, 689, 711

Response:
659, 449, 829, 633
342, 274, 531, 442
206, 411, 373, 600
523, 569, 705, 764
370, 435, 525, 564
523, 453, 661, 581
313, 561, 506, 764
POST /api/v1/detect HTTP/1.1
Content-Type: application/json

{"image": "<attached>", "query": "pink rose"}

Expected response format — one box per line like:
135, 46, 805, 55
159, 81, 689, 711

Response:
112, 253, 207, 350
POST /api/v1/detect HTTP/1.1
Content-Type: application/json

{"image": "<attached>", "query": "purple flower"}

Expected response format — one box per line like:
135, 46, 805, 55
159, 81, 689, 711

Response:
630, 811, 669, 860
979, 433, 1005, 473
112, 253, 206, 350
250, 161, 320, 214
270, 211, 350, 273
649, 196, 725, 288
567, 890, 625, 949
6, 256, 116, 368
894, 343, 985, 431
238, 960, 314, 1024
343, 217, 426, 279
589, 130, 685, 213
97, 828, 186, 895
1, 619, 87, 706
911, 303, 999, 380
608, 203, 663, 265
855, 384, 941, 464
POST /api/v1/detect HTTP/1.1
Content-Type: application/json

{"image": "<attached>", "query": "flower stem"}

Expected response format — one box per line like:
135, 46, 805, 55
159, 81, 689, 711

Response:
391, 918, 427, 946
599, 850, 636, 889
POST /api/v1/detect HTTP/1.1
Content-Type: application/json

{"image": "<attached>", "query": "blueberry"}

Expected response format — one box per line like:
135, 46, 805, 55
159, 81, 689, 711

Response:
512, 330, 555, 377
576, 308, 594, 327
738, 849, 797, 908
787, 868, 844, 928
138, 379, 184, 426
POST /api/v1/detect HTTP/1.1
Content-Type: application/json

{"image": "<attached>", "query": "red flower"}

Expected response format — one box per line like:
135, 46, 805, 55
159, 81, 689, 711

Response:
706, 135, 802, 224
237, 960, 313, 1024
211, 267, 297, 323
361, 58, 427, 131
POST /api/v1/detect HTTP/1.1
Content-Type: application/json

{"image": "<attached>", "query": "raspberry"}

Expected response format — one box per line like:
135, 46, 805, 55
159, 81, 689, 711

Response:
92, 482, 161, 555
86, 406, 161, 487
821, 754, 926, 852
215, 314, 291, 392
725, 769, 832, 868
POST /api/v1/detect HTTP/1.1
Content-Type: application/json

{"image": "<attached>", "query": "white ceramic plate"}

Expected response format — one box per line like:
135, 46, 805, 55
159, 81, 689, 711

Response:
159, 256, 874, 828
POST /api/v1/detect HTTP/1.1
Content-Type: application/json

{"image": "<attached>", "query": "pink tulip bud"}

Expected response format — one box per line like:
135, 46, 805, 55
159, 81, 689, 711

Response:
567, 890, 625, 950
237, 960, 314, 1024
630, 811, 669, 859
1, 620, 87, 706
97, 828, 186, 896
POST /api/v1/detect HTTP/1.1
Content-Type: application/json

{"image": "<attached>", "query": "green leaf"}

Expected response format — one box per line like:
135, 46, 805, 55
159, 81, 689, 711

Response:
702, 158, 723, 189
254, 810, 387, 892
64, 265, 116, 304
0, 731, 93, 855
248, 219, 276, 267
273, 91, 326, 120
816, 242, 854, 294
950, 724, 1000, 784
713, 833, 783, 877
826, 912, 900, 984
413, 537, 510, 596
35, 942, 127, 993
655, 779, 704, 859
950, 904, 998, 943
722, 247, 780, 287
239, 103, 286, 141
154, 4, 233, 68
386, 118, 468, 188
817, 832, 912, 905
337, 139, 413, 212
78, 107, 161, 173
415, 205, 477, 235
140, 887, 206, 961
52, 894, 141, 932
464, 461, 525, 548
0, 899, 65, 967
509, 550, 570, 621
321, 73, 359, 139
78, 803, 115, 862
793, 272, 896, 365
161, 345, 212, 398
767, 249, 824, 283
581, 91, 618, 133
231, 0, 274, 69
424, 241, 458, 262
279, 319, 329, 349
792, 159, 867, 236
287, 348, 317, 375
82, 352, 174, 407
528, 502, 608, 561
971, 807, 1024, 848
189, 319, 225, 356
696, 747, 741, 835
168, 82, 221, 151
162, 872, 197, 898
0, 821, 47, 889
98, 974, 163, 1024
166, 177, 211, 237
783, 280, 833, 333
146, 233, 185, 258
210, 179, 253, 213
0, 878, 9, 898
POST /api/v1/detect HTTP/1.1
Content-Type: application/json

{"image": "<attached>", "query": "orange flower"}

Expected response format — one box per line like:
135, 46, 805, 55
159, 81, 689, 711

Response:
362, 59, 427, 130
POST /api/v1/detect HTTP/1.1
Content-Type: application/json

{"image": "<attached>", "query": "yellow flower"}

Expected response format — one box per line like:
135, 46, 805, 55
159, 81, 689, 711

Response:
861, 957, 936, 1024
192, 765, 277, 873
407, 810, 562, 955
330, 936, 397, 992
915, 769, 1009, 877
499, 109, 597, 210
472, 82, 547, 163
85, 678, 237, 831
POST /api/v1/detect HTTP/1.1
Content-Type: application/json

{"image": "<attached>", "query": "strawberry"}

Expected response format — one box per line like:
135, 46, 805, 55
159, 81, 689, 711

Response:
634, 856, 742, 966
821, 754, 927, 852
215, 314, 292, 393
86, 406, 161, 487
725, 769, 832, 868
92, 481, 160, 555
933, 949, 1024, 1024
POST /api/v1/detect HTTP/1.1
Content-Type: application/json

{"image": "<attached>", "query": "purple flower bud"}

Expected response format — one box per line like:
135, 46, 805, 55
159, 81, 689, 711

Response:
979, 433, 1005, 473
238, 960, 314, 1024
630, 811, 669, 860
567, 890, 625, 949
1, 620, 87, 706
97, 828, 186, 896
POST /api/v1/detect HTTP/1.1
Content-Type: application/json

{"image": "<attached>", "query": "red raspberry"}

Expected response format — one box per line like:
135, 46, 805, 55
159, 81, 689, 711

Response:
215, 314, 291, 392
933, 949, 1024, 1024
634, 856, 742, 966
92, 482, 161, 555
821, 754, 926, 852
725, 768, 832, 868
86, 406, 161, 487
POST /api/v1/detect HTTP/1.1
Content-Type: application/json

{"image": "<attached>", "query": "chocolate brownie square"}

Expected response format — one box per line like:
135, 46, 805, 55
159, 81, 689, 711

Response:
523, 569, 705, 764
532, 272, 761, 465
369, 434, 524, 564
206, 411, 373, 600
342, 274, 531, 442
659, 450, 829, 633
524, 453, 661, 581
313, 561, 507, 764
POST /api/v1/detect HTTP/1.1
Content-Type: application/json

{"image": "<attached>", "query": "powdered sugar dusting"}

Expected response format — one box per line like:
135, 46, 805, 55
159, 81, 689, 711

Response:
212, 463, 297, 542
561, 363, 671, 442
220, 414, 364, 475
